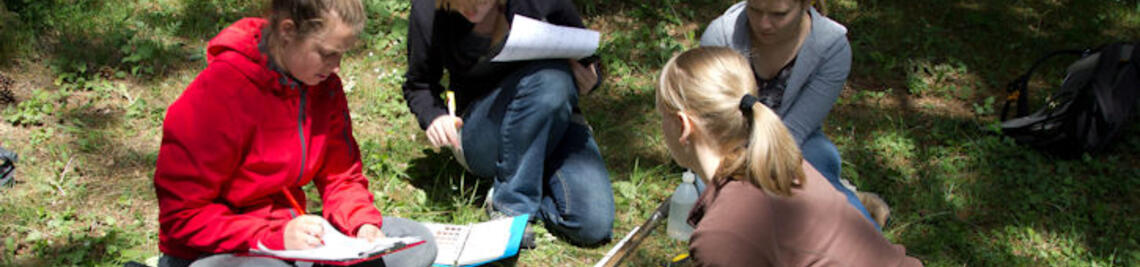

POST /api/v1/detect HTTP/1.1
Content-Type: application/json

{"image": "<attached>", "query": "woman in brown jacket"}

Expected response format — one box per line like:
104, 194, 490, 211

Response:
655, 47, 922, 266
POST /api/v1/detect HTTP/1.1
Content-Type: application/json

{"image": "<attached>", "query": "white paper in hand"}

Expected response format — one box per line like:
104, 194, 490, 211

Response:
251, 220, 421, 262
491, 15, 600, 62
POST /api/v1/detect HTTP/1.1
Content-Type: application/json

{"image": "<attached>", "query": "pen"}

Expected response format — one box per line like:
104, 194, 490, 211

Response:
281, 188, 306, 217
282, 188, 326, 246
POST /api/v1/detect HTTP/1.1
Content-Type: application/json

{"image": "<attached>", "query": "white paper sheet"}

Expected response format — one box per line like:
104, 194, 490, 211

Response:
251, 220, 421, 261
490, 15, 600, 62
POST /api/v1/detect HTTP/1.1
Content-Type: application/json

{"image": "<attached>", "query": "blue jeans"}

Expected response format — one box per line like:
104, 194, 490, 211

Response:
802, 130, 879, 230
461, 60, 615, 246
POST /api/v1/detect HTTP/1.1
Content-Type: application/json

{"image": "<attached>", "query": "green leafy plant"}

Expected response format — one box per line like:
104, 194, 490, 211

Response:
4, 89, 57, 126
125, 98, 149, 120
973, 96, 996, 117
28, 127, 56, 146
118, 37, 176, 77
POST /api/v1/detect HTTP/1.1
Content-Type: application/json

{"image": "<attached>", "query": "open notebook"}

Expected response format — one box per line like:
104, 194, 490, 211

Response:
246, 220, 424, 266
424, 215, 530, 267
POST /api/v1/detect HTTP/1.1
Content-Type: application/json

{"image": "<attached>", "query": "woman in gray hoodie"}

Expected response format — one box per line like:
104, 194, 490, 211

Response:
700, 0, 881, 227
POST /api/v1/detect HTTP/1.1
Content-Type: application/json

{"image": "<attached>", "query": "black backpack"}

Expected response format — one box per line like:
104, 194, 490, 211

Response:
1000, 42, 1140, 156
0, 146, 15, 187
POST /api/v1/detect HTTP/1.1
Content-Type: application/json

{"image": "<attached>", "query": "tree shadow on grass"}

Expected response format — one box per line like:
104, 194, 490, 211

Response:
1, 0, 189, 80
2, 0, 262, 82
141, 0, 263, 40
825, 0, 1140, 263
838, 0, 1139, 95
582, 88, 673, 178
832, 89, 1140, 264
578, 0, 737, 25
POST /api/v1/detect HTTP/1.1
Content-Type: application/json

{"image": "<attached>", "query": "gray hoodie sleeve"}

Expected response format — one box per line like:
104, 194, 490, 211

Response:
781, 38, 851, 145
700, 16, 732, 47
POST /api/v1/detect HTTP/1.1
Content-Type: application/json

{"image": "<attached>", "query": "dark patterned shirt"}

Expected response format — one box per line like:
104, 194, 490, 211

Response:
753, 57, 796, 109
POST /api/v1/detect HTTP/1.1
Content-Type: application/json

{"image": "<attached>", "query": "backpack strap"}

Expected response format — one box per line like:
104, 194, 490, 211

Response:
1091, 43, 1128, 120
1001, 49, 1088, 121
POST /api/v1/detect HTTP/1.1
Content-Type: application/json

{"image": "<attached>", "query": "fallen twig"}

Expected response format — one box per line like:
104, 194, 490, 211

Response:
595, 200, 670, 267
53, 156, 75, 197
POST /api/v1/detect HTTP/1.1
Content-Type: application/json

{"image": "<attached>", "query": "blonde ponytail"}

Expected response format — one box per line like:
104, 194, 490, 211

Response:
742, 99, 803, 196
658, 47, 804, 196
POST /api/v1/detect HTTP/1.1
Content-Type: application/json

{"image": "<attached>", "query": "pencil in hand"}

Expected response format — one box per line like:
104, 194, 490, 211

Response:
446, 90, 462, 129
446, 90, 456, 117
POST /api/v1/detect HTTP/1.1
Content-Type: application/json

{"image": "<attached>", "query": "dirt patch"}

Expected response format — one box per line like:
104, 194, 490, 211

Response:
842, 83, 982, 120
0, 61, 55, 106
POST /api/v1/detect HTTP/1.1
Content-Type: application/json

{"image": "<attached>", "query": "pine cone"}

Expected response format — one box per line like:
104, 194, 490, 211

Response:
0, 73, 14, 105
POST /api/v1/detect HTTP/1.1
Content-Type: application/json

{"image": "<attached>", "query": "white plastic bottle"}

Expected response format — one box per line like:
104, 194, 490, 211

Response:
667, 170, 699, 241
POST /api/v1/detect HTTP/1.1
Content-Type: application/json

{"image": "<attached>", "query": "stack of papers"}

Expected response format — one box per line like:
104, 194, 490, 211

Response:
248, 220, 424, 266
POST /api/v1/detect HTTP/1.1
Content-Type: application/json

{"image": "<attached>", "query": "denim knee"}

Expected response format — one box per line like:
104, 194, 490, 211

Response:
514, 66, 576, 117
553, 170, 614, 247
542, 172, 615, 247
570, 212, 614, 246
548, 208, 613, 247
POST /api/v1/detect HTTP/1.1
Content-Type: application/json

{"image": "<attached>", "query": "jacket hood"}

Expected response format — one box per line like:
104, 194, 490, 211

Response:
206, 18, 306, 95
207, 18, 267, 64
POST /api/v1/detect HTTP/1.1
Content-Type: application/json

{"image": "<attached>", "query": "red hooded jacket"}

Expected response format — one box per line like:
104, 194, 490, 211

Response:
154, 18, 382, 259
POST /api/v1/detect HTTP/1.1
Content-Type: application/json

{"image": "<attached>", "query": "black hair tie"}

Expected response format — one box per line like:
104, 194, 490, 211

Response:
739, 94, 759, 116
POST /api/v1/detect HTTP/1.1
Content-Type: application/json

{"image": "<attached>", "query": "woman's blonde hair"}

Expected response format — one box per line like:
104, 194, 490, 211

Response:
656, 47, 804, 196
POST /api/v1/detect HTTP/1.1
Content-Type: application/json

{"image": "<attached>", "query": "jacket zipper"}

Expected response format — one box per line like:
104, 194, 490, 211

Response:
295, 88, 308, 187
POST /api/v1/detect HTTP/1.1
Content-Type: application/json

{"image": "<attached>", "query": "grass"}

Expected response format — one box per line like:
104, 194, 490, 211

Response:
2, 0, 1140, 266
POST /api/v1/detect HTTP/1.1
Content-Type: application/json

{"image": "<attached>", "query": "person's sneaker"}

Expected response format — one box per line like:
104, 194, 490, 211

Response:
519, 226, 537, 250
839, 178, 858, 193
483, 187, 539, 250
482, 187, 496, 217
856, 192, 891, 227
485, 211, 538, 250
570, 107, 594, 134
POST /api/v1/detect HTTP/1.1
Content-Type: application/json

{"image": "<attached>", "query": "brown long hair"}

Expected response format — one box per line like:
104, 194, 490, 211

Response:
264, 0, 365, 63
657, 47, 804, 196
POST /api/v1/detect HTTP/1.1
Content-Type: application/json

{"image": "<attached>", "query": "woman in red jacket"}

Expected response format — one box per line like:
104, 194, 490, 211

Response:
153, 1, 436, 266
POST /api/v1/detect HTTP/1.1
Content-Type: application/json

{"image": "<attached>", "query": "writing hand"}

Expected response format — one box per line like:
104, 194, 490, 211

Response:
357, 224, 386, 242
284, 215, 326, 250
